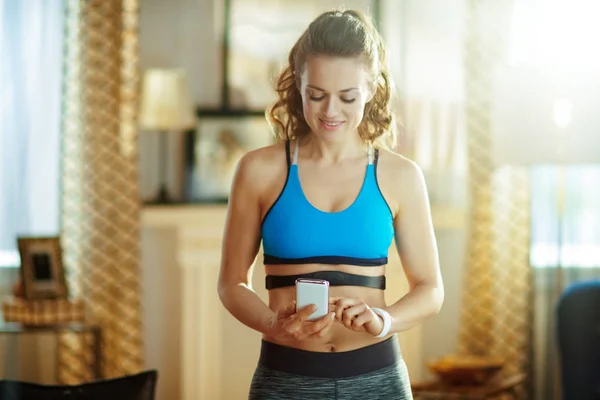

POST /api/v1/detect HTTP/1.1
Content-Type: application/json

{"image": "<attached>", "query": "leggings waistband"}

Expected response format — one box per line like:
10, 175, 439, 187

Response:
258, 336, 401, 378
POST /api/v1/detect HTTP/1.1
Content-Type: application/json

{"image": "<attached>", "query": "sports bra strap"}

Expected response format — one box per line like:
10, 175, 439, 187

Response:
368, 145, 374, 165
292, 140, 300, 165
285, 140, 291, 169
374, 148, 379, 167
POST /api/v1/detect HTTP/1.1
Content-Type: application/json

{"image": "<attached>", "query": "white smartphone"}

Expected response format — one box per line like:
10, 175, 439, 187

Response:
295, 278, 329, 321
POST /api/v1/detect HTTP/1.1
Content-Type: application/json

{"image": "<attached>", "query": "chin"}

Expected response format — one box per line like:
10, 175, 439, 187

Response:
314, 130, 347, 144
311, 123, 352, 142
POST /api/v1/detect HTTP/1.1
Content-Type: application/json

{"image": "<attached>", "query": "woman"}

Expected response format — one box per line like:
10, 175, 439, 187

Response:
218, 9, 443, 400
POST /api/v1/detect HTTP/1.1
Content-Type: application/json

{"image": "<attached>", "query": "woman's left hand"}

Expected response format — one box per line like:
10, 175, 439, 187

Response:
329, 297, 384, 336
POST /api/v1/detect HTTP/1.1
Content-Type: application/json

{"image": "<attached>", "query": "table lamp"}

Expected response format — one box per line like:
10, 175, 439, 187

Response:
139, 68, 196, 203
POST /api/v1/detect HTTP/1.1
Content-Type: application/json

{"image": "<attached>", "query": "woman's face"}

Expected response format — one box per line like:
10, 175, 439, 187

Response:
299, 55, 373, 143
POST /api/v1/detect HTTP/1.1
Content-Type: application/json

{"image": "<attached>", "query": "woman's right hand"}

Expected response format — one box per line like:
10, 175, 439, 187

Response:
267, 302, 335, 341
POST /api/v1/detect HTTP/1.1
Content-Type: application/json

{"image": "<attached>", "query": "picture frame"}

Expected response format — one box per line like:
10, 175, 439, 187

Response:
184, 111, 276, 202
17, 236, 69, 300
226, 0, 381, 110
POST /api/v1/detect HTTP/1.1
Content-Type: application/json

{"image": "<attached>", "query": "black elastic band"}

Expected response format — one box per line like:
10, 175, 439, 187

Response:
259, 335, 400, 378
374, 148, 379, 167
265, 271, 386, 290
285, 140, 291, 169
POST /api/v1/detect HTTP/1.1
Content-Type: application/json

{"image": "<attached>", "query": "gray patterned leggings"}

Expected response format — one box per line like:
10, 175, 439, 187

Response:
249, 336, 414, 400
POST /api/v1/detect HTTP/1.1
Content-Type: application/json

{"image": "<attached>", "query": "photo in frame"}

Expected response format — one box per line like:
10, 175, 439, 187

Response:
227, 0, 380, 110
185, 113, 275, 202
17, 236, 69, 300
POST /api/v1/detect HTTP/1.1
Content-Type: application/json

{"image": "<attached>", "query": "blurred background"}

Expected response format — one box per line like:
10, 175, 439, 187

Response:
1, 0, 599, 399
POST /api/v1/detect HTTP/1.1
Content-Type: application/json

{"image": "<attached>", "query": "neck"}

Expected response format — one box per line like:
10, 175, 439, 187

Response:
301, 133, 368, 163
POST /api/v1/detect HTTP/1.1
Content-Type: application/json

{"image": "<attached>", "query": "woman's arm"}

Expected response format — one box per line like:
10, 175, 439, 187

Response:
218, 150, 335, 339
329, 156, 444, 337
217, 153, 276, 335
385, 159, 444, 333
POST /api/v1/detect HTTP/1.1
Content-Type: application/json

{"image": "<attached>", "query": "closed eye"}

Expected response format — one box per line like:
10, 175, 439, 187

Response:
308, 95, 356, 104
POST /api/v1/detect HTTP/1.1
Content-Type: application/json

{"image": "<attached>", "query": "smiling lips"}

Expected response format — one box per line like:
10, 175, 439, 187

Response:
320, 119, 345, 131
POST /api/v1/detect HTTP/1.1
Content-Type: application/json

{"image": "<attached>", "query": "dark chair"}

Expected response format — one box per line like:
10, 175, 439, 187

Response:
557, 280, 600, 400
0, 370, 157, 400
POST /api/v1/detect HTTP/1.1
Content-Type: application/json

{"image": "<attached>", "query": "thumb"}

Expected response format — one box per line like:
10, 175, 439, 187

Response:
276, 301, 297, 318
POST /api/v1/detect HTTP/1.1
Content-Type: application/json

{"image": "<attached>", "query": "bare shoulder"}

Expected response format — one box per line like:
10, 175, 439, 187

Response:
237, 141, 287, 176
375, 149, 428, 215
233, 141, 288, 197
377, 148, 425, 185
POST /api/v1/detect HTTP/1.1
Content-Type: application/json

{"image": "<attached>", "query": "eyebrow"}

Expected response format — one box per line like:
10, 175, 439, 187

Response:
307, 85, 358, 93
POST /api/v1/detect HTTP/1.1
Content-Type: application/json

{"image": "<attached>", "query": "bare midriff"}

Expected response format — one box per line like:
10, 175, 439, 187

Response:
263, 263, 390, 353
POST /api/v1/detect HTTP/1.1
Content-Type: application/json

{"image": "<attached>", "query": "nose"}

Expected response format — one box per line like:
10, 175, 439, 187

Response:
323, 97, 339, 118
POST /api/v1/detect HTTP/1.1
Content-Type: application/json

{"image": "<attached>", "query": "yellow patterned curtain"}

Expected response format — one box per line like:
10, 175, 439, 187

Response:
59, 0, 143, 383
459, 0, 533, 397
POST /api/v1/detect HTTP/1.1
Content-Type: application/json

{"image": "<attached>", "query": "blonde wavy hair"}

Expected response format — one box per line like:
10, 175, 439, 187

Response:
267, 9, 397, 149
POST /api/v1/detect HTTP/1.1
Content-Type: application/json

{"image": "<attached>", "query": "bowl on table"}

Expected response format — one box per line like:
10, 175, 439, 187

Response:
427, 354, 504, 386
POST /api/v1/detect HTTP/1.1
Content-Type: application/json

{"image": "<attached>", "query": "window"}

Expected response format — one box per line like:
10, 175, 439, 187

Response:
509, 0, 600, 269
530, 166, 600, 268
0, 1, 64, 268
509, 0, 600, 69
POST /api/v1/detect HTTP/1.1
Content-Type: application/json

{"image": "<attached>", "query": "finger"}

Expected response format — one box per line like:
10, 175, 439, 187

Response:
294, 312, 334, 341
309, 312, 335, 335
343, 304, 367, 327
294, 304, 318, 322
352, 312, 374, 329
331, 297, 361, 307
280, 304, 312, 335
283, 305, 316, 336
334, 301, 354, 321
315, 313, 336, 337
334, 303, 345, 321
329, 297, 343, 305
333, 298, 359, 321
327, 302, 338, 313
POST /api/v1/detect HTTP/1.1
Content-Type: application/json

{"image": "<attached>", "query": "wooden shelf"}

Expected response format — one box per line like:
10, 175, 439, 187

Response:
196, 108, 266, 118
142, 204, 466, 230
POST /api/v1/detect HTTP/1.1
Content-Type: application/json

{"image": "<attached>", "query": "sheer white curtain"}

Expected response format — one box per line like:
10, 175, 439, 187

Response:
530, 166, 600, 269
0, 0, 64, 383
0, 0, 64, 268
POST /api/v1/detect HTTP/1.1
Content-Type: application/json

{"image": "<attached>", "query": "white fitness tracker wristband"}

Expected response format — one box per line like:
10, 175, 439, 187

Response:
371, 307, 392, 338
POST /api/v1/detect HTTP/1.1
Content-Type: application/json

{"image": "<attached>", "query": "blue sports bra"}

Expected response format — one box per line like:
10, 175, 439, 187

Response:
261, 140, 394, 267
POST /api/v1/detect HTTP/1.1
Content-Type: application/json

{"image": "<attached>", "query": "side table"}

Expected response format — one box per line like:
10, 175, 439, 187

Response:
0, 322, 102, 383
411, 373, 527, 399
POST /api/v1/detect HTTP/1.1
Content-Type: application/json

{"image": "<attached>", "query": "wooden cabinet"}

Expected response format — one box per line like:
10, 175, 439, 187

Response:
141, 204, 461, 399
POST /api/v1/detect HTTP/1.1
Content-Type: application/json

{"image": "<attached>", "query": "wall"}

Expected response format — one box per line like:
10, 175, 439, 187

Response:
138, 0, 222, 202
397, 0, 468, 376
400, 0, 466, 102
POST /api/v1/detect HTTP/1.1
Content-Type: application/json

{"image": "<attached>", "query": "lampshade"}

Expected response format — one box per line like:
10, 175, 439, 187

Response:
138, 68, 196, 131
491, 65, 600, 165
